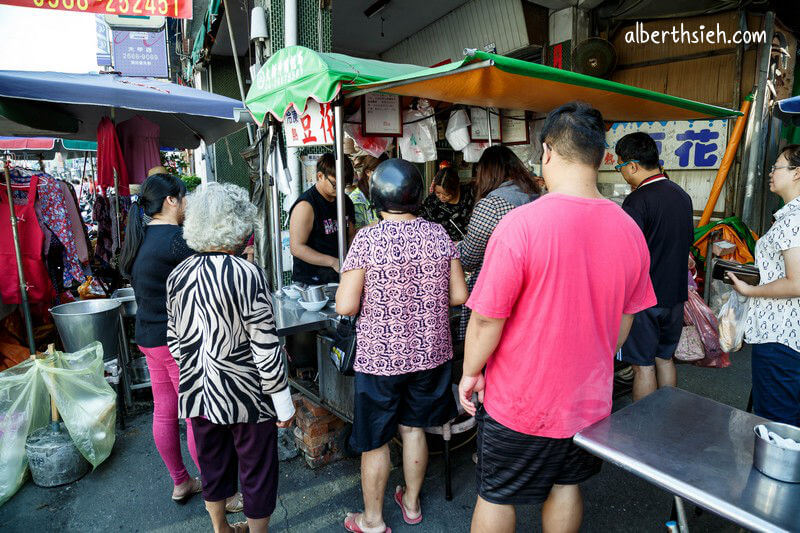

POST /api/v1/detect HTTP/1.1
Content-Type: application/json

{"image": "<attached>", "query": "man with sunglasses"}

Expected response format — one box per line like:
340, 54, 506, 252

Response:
289, 153, 356, 285
615, 132, 694, 401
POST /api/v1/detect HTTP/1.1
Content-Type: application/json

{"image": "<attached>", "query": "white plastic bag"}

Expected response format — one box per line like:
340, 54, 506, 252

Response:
463, 142, 488, 163
0, 359, 50, 506
717, 291, 749, 352
398, 101, 437, 163
445, 109, 471, 151
344, 110, 392, 158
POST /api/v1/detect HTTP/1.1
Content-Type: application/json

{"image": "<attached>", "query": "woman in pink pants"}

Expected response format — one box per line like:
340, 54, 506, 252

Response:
120, 172, 242, 510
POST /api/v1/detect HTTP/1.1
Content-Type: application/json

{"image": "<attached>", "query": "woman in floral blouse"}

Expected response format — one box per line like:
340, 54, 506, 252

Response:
730, 144, 800, 425
337, 159, 468, 533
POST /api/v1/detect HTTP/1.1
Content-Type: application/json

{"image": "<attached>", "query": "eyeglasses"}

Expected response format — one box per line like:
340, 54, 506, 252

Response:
614, 160, 639, 172
770, 164, 797, 173
324, 175, 336, 188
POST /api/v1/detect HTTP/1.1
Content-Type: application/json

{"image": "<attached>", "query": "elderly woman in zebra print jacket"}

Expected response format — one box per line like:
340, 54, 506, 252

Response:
166, 182, 295, 533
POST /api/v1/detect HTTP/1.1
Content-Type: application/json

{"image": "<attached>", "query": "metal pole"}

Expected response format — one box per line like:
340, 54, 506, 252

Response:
112, 168, 122, 262
78, 152, 89, 200
89, 155, 96, 199
3, 164, 36, 354
486, 107, 493, 147
269, 124, 284, 292
741, 11, 774, 229
334, 104, 347, 271
222, 0, 254, 144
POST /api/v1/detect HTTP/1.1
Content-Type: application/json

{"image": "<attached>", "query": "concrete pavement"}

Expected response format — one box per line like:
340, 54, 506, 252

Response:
0, 349, 752, 532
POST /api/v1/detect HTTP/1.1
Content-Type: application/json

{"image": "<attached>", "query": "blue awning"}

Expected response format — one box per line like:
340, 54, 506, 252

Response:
775, 96, 800, 121
0, 71, 246, 149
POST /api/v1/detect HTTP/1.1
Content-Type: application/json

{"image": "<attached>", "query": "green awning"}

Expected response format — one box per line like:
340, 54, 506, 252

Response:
245, 46, 425, 125
245, 47, 739, 125
60, 139, 97, 152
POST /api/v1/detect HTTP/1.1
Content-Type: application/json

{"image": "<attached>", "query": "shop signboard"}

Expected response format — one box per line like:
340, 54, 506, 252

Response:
0, 0, 192, 19
600, 120, 729, 171
95, 15, 112, 67
112, 29, 169, 78
284, 100, 335, 147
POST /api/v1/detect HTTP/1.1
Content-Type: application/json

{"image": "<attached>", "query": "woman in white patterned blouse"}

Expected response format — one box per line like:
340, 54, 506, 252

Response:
730, 145, 800, 425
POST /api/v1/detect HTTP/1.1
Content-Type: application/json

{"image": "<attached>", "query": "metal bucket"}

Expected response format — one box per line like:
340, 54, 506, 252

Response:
130, 357, 150, 384
50, 300, 122, 362
753, 422, 800, 483
111, 288, 137, 317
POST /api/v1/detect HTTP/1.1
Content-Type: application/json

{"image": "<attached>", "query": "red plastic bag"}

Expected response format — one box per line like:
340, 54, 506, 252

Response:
684, 288, 730, 368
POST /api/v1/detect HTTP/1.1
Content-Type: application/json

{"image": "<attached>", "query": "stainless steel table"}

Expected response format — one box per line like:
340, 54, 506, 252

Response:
575, 387, 800, 533
272, 292, 337, 337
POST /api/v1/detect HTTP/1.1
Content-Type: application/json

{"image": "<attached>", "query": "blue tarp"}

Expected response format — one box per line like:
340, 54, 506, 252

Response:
0, 71, 246, 149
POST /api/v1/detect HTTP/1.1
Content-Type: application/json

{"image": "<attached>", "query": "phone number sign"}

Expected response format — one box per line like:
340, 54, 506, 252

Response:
0, 0, 191, 19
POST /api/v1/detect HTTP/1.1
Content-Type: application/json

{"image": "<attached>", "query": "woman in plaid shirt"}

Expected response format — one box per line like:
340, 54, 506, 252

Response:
456, 146, 540, 340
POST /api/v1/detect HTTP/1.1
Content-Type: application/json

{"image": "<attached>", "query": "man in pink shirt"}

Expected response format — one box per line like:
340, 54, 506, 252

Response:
458, 102, 656, 533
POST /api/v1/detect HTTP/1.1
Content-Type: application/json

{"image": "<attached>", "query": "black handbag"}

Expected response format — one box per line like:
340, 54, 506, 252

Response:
329, 315, 357, 376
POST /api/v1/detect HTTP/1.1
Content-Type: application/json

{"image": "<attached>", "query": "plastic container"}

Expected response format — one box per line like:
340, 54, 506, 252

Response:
753, 422, 800, 483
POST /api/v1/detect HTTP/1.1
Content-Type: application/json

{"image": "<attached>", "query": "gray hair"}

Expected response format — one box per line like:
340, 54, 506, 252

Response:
183, 182, 259, 252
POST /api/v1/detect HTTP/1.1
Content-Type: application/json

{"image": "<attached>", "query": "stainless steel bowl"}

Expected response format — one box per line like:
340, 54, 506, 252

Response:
753, 422, 800, 483
111, 288, 137, 317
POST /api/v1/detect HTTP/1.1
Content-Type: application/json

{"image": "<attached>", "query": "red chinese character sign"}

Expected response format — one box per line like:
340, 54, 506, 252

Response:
0, 0, 191, 19
284, 100, 335, 147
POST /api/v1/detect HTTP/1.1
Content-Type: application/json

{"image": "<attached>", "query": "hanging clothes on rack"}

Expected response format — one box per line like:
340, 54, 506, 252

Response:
57, 180, 91, 264
117, 115, 161, 185
0, 174, 55, 304
96, 117, 130, 196
8, 169, 87, 287
93, 192, 130, 268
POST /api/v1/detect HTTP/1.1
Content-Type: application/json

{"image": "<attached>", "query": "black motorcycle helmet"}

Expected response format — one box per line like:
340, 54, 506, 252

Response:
369, 158, 424, 215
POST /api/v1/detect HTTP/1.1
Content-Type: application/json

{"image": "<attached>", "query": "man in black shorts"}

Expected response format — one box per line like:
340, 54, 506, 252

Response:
615, 132, 694, 401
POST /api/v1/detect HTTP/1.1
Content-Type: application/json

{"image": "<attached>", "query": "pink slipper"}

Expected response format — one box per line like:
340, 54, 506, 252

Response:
394, 487, 422, 525
343, 512, 391, 533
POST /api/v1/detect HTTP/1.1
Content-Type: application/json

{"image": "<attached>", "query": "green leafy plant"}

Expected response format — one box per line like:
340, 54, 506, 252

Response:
181, 175, 201, 192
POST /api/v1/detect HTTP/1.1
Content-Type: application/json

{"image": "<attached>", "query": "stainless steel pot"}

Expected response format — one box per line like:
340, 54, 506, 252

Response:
753, 422, 800, 483
300, 285, 326, 303
111, 288, 137, 317
130, 357, 150, 384
50, 300, 123, 362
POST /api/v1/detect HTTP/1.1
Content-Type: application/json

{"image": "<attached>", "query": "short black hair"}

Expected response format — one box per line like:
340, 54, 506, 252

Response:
317, 153, 354, 185
539, 101, 605, 168
615, 132, 660, 170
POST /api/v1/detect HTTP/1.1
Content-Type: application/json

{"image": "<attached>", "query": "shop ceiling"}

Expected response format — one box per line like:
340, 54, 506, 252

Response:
332, 0, 469, 58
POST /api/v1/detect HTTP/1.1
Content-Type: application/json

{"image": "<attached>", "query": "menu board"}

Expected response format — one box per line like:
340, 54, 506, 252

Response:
501, 110, 529, 145
469, 107, 501, 142
362, 93, 402, 136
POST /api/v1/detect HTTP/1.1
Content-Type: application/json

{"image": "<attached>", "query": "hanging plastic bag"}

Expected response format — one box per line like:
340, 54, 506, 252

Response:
398, 100, 437, 163
38, 342, 116, 468
717, 291, 749, 353
445, 109, 471, 151
0, 359, 50, 506
684, 288, 730, 368
463, 142, 489, 163
344, 110, 392, 158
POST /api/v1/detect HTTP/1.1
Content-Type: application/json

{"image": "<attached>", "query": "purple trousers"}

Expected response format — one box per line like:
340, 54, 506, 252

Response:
191, 417, 279, 519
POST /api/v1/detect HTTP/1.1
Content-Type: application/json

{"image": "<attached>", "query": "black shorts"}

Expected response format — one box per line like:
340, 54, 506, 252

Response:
350, 361, 458, 453
621, 303, 684, 366
475, 408, 601, 505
